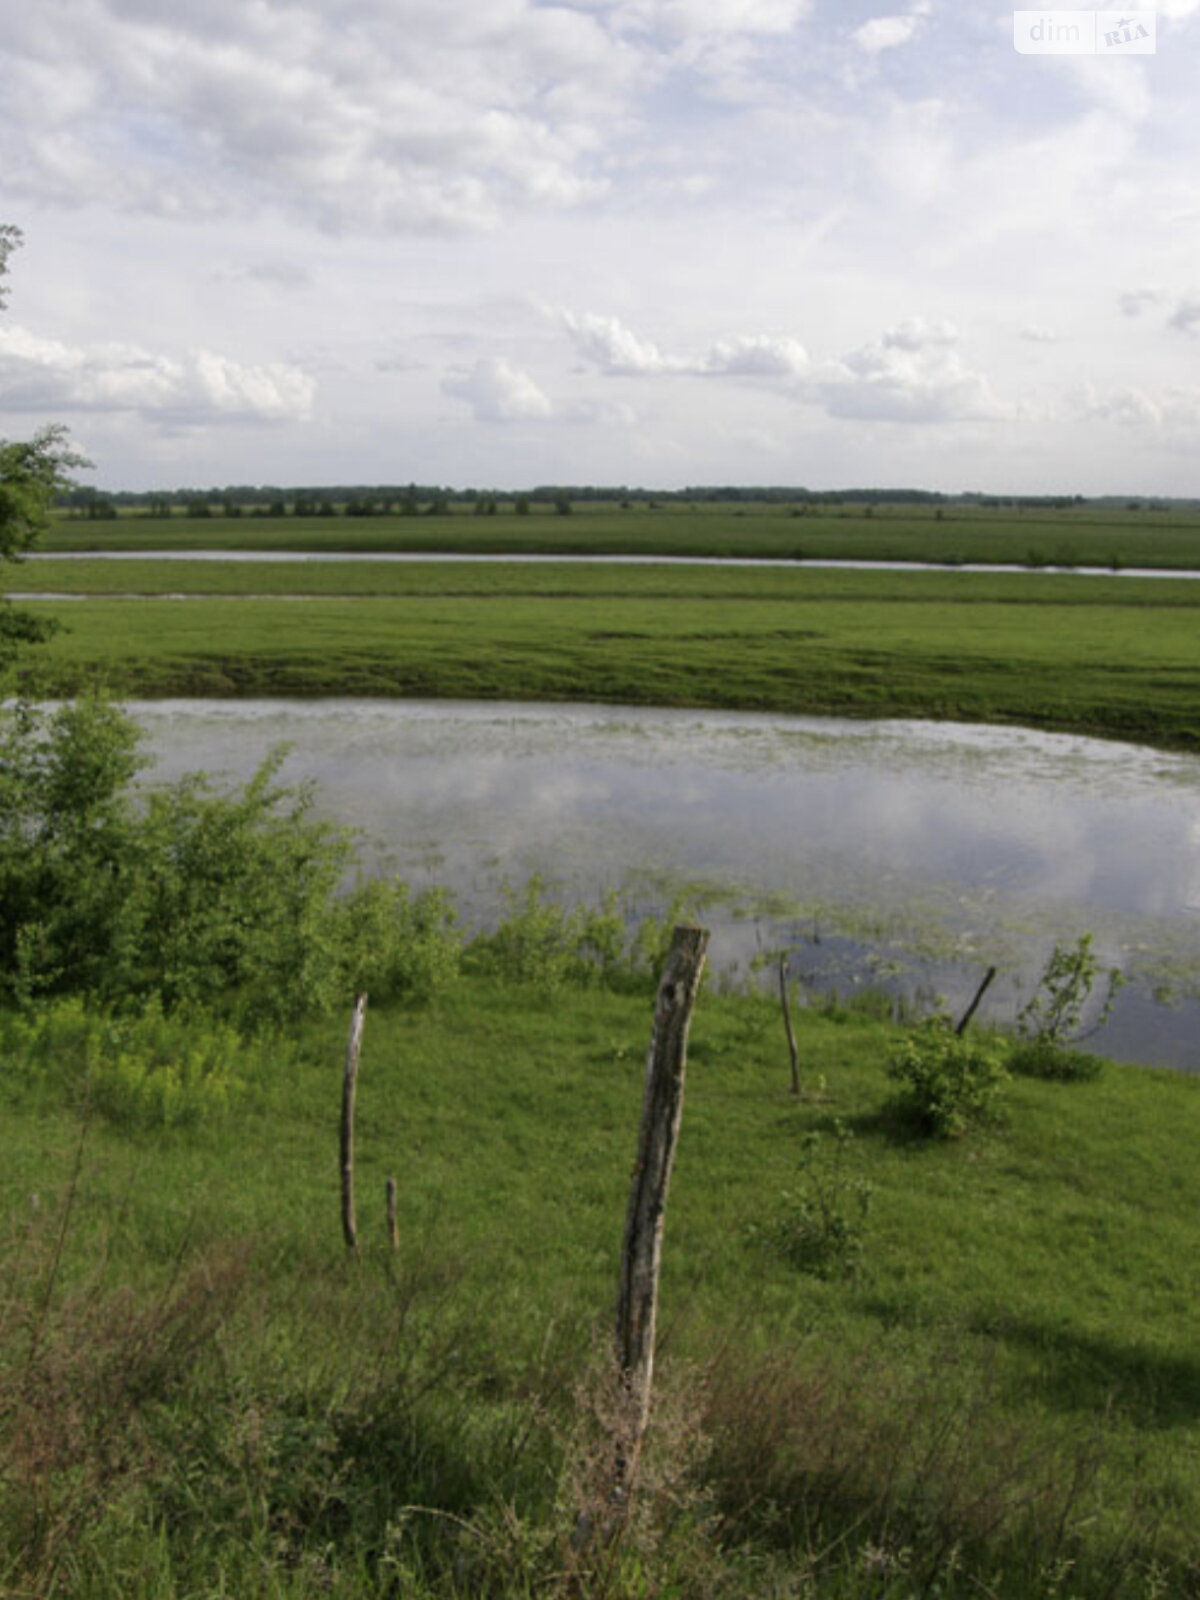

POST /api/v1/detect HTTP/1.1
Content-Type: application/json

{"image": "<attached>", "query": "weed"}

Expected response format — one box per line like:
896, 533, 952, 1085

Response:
0, 1201, 250, 1594
0, 996, 282, 1126
1018, 934, 1123, 1048
700, 1341, 1143, 1597
746, 1120, 872, 1280
887, 1019, 1008, 1138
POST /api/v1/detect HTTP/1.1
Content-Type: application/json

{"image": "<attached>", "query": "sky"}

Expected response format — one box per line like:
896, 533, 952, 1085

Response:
2, 0, 1200, 495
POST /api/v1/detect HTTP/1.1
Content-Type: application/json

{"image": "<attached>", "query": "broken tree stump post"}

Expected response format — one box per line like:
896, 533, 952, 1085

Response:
386, 1176, 399, 1252
614, 923, 709, 1498
955, 966, 997, 1036
341, 993, 367, 1254
779, 952, 801, 1095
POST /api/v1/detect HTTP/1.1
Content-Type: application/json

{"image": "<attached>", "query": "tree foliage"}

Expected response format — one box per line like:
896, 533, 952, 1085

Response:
0, 699, 460, 1022
0, 227, 91, 675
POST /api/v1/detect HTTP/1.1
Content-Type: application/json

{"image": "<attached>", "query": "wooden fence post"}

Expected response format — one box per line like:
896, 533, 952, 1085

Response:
341, 993, 367, 1254
779, 952, 801, 1095
386, 1176, 399, 1252
614, 924, 709, 1493
955, 966, 997, 1036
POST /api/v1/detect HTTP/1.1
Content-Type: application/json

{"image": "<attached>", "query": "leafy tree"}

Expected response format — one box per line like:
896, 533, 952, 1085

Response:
0, 699, 143, 1002
0, 228, 91, 679
0, 698, 462, 1021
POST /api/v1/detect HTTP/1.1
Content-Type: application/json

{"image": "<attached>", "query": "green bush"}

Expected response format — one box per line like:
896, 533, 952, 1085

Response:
0, 698, 453, 1022
466, 878, 679, 993
1008, 1038, 1104, 1083
122, 754, 353, 1023
747, 1120, 872, 1279
887, 1020, 1008, 1138
331, 879, 460, 1004
0, 698, 144, 1003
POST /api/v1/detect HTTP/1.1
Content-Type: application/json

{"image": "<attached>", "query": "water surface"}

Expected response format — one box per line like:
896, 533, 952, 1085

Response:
128, 699, 1200, 1070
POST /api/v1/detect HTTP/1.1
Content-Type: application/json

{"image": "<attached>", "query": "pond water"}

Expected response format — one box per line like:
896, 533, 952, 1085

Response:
127, 698, 1200, 1071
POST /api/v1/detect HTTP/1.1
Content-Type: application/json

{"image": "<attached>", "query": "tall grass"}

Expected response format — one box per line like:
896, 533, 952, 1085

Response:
4, 967, 1200, 1596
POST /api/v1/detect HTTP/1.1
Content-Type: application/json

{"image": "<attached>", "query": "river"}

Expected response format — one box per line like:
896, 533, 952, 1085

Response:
125, 698, 1200, 1071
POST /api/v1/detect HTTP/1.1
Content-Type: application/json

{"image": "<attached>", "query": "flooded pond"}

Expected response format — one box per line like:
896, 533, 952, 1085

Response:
129, 698, 1200, 1071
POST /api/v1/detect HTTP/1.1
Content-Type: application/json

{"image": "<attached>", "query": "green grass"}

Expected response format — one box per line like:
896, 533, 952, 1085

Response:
40, 500, 1200, 567
4, 978, 1200, 1596
14, 562, 1200, 749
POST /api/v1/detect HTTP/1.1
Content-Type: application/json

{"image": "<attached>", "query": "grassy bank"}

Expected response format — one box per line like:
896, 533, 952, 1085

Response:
15, 562, 1200, 749
40, 500, 1200, 568
4, 974, 1200, 1596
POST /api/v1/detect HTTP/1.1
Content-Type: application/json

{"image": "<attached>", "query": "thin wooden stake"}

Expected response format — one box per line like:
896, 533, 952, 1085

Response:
614, 924, 709, 1489
779, 952, 800, 1095
386, 1176, 399, 1252
341, 993, 367, 1254
955, 966, 997, 1036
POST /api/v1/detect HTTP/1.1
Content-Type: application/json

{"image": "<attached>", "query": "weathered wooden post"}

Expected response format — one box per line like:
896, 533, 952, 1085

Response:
341, 994, 367, 1254
386, 1176, 399, 1252
614, 924, 709, 1495
779, 952, 801, 1095
955, 966, 997, 1036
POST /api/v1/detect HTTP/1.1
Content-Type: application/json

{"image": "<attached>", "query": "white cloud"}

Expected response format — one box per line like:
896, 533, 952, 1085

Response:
1020, 326, 1059, 344
1072, 383, 1200, 434
702, 334, 808, 375
561, 310, 680, 374
806, 320, 1007, 424
561, 309, 807, 378
442, 357, 553, 421
852, 13, 926, 53
881, 317, 959, 352
0, 324, 315, 423
0, 0, 634, 232
609, 0, 812, 39
1074, 384, 1161, 427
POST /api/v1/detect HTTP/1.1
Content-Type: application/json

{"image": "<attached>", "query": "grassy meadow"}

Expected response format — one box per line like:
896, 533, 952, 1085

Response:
15, 558, 1200, 748
6, 970, 1200, 1598
39, 498, 1200, 568
6, 502, 1200, 1595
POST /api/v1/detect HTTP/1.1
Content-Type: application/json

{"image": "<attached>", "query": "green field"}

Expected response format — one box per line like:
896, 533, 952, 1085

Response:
7, 507, 1200, 1596
39, 500, 1200, 568
15, 558, 1200, 749
5, 971, 1200, 1598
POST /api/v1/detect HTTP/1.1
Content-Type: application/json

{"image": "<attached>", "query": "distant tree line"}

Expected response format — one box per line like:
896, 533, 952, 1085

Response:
55, 484, 1194, 517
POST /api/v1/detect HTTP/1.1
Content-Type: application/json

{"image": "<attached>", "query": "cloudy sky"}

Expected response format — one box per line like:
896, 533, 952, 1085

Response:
1, 0, 1199, 494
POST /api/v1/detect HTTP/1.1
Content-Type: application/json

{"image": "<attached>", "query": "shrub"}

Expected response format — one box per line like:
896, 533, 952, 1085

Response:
466, 878, 683, 993
887, 1019, 1008, 1138
0, 699, 466, 1023
331, 879, 460, 1004
1018, 933, 1123, 1048
0, 698, 143, 1004
747, 1120, 872, 1279
467, 877, 591, 991
1008, 1038, 1104, 1083
123, 753, 353, 1023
